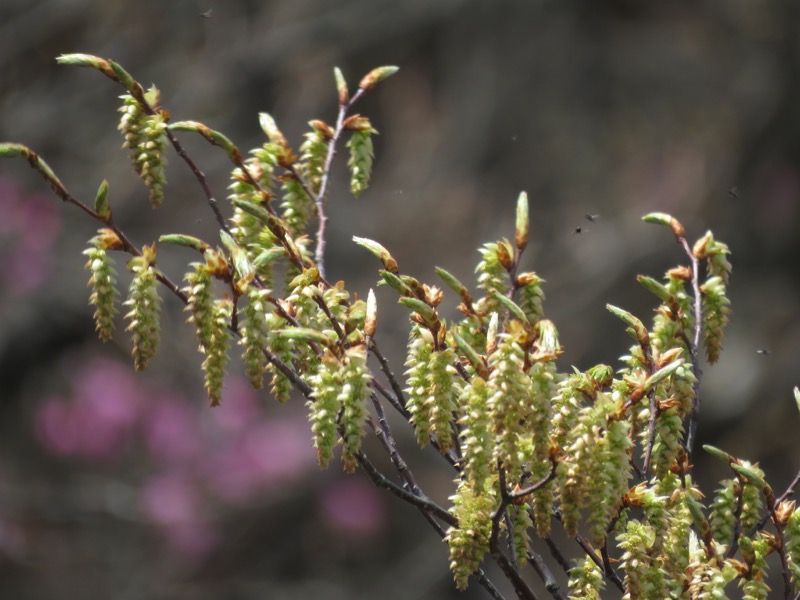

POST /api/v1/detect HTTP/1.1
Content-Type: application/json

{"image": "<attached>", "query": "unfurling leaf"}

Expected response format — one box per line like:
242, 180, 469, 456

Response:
358, 65, 399, 91
515, 191, 529, 252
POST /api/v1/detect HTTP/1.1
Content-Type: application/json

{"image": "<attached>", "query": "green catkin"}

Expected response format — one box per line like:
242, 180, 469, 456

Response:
203, 299, 232, 406
266, 313, 294, 403
701, 275, 731, 365
550, 371, 591, 456
474, 241, 511, 314
512, 503, 533, 566
687, 557, 737, 599
183, 262, 215, 352
786, 507, 800, 591
528, 361, 557, 537
241, 287, 272, 389
118, 89, 169, 207
338, 348, 371, 473
307, 353, 342, 469
405, 328, 435, 447
516, 271, 545, 325
458, 377, 493, 493
137, 112, 168, 207
83, 245, 118, 341
617, 520, 667, 599
118, 93, 147, 173
739, 535, 771, 600
557, 390, 619, 539
124, 256, 161, 371
427, 347, 460, 453
280, 173, 313, 237
700, 233, 732, 284
710, 479, 738, 551
446, 481, 495, 590
589, 410, 632, 545
650, 406, 684, 478
657, 478, 695, 594
227, 145, 280, 283
346, 126, 376, 197
300, 123, 330, 194
739, 462, 765, 533
487, 333, 530, 480
568, 556, 605, 600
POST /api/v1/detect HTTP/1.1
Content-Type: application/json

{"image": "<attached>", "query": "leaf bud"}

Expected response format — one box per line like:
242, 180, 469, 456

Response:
93, 228, 124, 251
358, 66, 399, 91
515, 191, 529, 251
94, 179, 111, 221
775, 499, 796, 526
643, 212, 685, 240
334, 66, 350, 105
365, 289, 377, 338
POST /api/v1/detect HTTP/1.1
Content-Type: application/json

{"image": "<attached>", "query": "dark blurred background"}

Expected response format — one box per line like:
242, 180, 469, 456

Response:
1, 1, 799, 598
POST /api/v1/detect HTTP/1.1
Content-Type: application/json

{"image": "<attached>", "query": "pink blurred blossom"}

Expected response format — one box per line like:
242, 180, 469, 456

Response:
202, 417, 316, 504
141, 472, 204, 525
35, 396, 79, 456
208, 377, 261, 434
33, 358, 143, 461
141, 472, 218, 563
142, 399, 203, 465
320, 478, 386, 539
0, 176, 61, 294
0, 517, 27, 561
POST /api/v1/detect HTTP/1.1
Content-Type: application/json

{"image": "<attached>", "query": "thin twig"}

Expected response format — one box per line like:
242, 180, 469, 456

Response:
554, 511, 624, 593
357, 451, 455, 526
313, 87, 366, 278
641, 388, 658, 477
371, 379, 409, 420
370, 340, 408, 409
164, 128, 232, 234
508, 455, 558, 499
679, 236, 703, 458
365, 397, 508, 600
489, 465, 543, 600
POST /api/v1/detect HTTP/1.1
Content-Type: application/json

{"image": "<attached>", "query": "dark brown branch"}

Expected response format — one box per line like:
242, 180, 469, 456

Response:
357, 451, 455, 526
508, 455, 558, 500
371, 379, 409, 420
526, 549, 567, 600
554, 511, 624, 593
543, 537, 571, 575
365, 396, 508, 600
370, 340, 408, 410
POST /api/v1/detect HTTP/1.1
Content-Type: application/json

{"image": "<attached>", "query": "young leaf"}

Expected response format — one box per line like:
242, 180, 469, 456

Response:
353, 236, 398, 273
515, 191, 529, 252
358, 66, 399, 91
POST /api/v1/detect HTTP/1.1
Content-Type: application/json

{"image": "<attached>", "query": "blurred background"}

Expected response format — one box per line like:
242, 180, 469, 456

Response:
1, 1, 799, 598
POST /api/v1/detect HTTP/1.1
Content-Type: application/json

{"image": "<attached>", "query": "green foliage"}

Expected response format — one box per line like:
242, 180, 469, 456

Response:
4, 52, 799, 600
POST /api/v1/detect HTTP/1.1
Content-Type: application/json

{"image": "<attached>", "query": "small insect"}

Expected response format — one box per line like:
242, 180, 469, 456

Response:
585, 213, 600, 223
573, 226, 584, 235
200, 8, 213, 18
756, 348, 771, 356
729, 187, 740, 198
